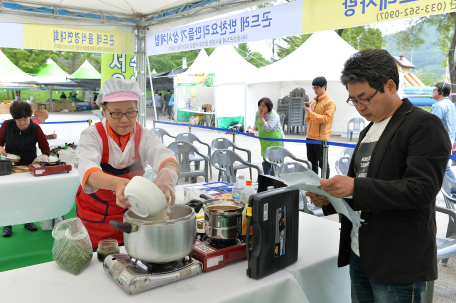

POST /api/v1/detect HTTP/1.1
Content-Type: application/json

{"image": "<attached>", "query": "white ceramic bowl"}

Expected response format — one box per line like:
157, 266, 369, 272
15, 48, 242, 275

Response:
124, 176, 168, 218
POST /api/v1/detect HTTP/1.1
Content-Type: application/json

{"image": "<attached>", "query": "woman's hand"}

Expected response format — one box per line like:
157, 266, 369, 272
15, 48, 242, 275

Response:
154, 166, 179, 207
115, 178, 131, 209
0, 146, 6, 156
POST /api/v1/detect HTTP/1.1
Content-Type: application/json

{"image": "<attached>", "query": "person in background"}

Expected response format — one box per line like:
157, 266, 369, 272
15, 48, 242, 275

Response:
164, 90, 172, 115
304, 76, 336, 177
0, 101, 51, 237
252, 97, 285, 175
154, 92, 162, 116
306, 49, 450, 302
13, 92, 21, 101
28, 95, 34, 103
60, 92, 67, 99
430, 82, 456, 181
31, 108, 57, 140
168, 93, 175, 121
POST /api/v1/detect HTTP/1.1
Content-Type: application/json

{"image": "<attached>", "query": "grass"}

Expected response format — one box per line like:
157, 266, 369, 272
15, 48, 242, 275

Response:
421, 106, 431, 112
0, 202, 77, 272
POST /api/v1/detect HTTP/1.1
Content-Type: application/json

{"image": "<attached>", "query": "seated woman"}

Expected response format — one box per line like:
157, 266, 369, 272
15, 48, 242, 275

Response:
31, 108, 57, 139
0, 101, 51, 237
252, 97, 285, 176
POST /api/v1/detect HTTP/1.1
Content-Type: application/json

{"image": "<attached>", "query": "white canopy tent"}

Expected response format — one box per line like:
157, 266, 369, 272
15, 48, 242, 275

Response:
176, 46, 257, 128
245, 31, 361, 136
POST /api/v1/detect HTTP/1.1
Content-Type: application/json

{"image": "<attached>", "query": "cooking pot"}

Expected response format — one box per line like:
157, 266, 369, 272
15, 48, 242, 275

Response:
199, 194, 245, 240
0, 159, 13, 176
109, 202, 203, 263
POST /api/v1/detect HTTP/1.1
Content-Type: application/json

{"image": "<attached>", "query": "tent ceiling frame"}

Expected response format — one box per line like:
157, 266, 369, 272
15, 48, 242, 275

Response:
140, 0, 256, 27
0, 0, 139, 25
0, 0, 261, 27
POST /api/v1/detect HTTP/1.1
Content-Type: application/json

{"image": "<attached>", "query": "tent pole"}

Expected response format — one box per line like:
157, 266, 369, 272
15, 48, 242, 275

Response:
146, 49, 158, 122
136, 26, 147, 127
48, 86, 53, 112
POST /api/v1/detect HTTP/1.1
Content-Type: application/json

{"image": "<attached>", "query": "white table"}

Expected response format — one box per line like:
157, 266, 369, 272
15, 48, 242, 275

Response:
180, 109, 215, 126
0, 247, 309, 303
0, 212, 350, 303
0, 169, 79, 226
287, 213, 351, 303
45, 136, 79, 150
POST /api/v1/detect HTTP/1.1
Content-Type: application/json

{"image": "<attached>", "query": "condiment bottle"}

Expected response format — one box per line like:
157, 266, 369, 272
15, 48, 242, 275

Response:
241, 180, 256, 235
97, 239, 120, 262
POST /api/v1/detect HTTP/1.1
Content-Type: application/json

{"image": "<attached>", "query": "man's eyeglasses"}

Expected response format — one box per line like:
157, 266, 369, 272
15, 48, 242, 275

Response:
312, 86, 321, 90
346, 84, 384, 107
104, 106, 138, 119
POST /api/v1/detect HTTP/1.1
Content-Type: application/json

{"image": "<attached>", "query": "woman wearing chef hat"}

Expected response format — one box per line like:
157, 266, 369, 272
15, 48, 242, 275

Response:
76, 77, 179, 248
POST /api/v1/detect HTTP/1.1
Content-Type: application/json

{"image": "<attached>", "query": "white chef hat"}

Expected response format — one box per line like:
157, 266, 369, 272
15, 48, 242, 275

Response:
96, 77, 141, 106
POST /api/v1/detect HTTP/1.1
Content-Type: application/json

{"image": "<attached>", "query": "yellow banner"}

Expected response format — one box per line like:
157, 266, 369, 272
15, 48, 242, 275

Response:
23, 24, 134, 54
302, 0, 456, 33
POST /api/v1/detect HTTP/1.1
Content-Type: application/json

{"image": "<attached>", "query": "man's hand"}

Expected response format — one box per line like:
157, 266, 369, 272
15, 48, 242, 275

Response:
305, 192, 330, 208
318, 175, 354, 198
303, 103, 313, 114
0, 146, 6, 156
154, 166, 179, 207
115, 178, 131, 208
452, 143, 456, 152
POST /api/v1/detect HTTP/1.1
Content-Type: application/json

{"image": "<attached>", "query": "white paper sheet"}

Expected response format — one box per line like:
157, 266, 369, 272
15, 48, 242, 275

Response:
279, 171, 364, 228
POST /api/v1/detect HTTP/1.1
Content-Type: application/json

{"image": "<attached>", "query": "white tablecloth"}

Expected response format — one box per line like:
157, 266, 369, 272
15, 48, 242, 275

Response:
0, 212, 350, 302
0, 169, 79, 226
0, 247, 309, 303
288, 213, 351, 303
180, 109, 216, 115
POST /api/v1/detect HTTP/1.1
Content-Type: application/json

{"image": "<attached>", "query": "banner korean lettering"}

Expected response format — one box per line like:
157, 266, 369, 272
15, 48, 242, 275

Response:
23, 24, 134, 54
302, 0, 456, 33
101, 54, 136, 83
146, 1, 302, 56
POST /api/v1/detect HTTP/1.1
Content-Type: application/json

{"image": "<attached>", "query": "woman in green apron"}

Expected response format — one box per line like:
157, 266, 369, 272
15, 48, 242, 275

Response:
252, 98, 285, 175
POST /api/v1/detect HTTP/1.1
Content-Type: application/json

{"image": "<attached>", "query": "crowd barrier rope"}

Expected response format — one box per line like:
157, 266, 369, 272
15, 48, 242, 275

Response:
0, 119, 92, 125
154, 120, 456, 161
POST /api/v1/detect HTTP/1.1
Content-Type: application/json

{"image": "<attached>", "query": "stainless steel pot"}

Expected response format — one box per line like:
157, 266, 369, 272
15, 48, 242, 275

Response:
0, 159, 13, 176
110, 202, 202, 263
200, 194, 245, 240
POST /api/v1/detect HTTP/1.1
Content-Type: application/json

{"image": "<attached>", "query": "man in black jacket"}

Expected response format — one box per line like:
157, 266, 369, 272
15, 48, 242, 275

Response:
306, 49, 450, 303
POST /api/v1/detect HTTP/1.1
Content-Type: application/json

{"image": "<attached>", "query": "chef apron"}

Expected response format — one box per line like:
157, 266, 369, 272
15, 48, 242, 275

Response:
76, 122, 144, 247
257, 110, 283, 158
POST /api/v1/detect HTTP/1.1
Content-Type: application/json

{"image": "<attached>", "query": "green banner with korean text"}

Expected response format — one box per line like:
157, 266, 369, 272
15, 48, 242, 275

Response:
101, 54, 137, 83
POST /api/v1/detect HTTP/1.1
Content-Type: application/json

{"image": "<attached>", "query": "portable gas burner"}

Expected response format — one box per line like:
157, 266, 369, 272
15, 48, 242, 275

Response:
192, 235, 247, 272
29, 161, 72, 176
103, 253, 203, 294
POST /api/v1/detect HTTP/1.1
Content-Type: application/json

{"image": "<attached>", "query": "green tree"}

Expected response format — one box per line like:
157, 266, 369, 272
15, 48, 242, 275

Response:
2, 48, 60, 74
277, 26, 382, 60
56, 52, 101, 74
234, 43, 270, 67
340, 26, 384, 50
393, 17, 426, 59
425, 13, 456, 102
276, 34, 312, 60
414, 69, 446, 86
148, 48, 215, 73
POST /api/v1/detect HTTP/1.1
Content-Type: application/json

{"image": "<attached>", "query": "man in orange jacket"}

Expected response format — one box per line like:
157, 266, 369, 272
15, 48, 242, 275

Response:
304, 76, 336, 177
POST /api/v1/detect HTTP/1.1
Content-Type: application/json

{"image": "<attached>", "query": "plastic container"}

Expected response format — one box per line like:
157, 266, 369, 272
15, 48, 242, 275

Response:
97, 239, 120, 262
241, 180, 256, 235
232, 175, 246, 200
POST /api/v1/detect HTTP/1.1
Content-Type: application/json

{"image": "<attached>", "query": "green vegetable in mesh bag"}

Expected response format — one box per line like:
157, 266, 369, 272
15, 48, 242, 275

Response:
52, 218, 93, 275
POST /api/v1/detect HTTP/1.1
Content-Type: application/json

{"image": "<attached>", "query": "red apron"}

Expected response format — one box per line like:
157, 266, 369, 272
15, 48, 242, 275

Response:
76, 122, 144, 248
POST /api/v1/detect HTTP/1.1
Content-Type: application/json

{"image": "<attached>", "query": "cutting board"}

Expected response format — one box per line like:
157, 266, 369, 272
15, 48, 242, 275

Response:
13, 165, 29, 173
